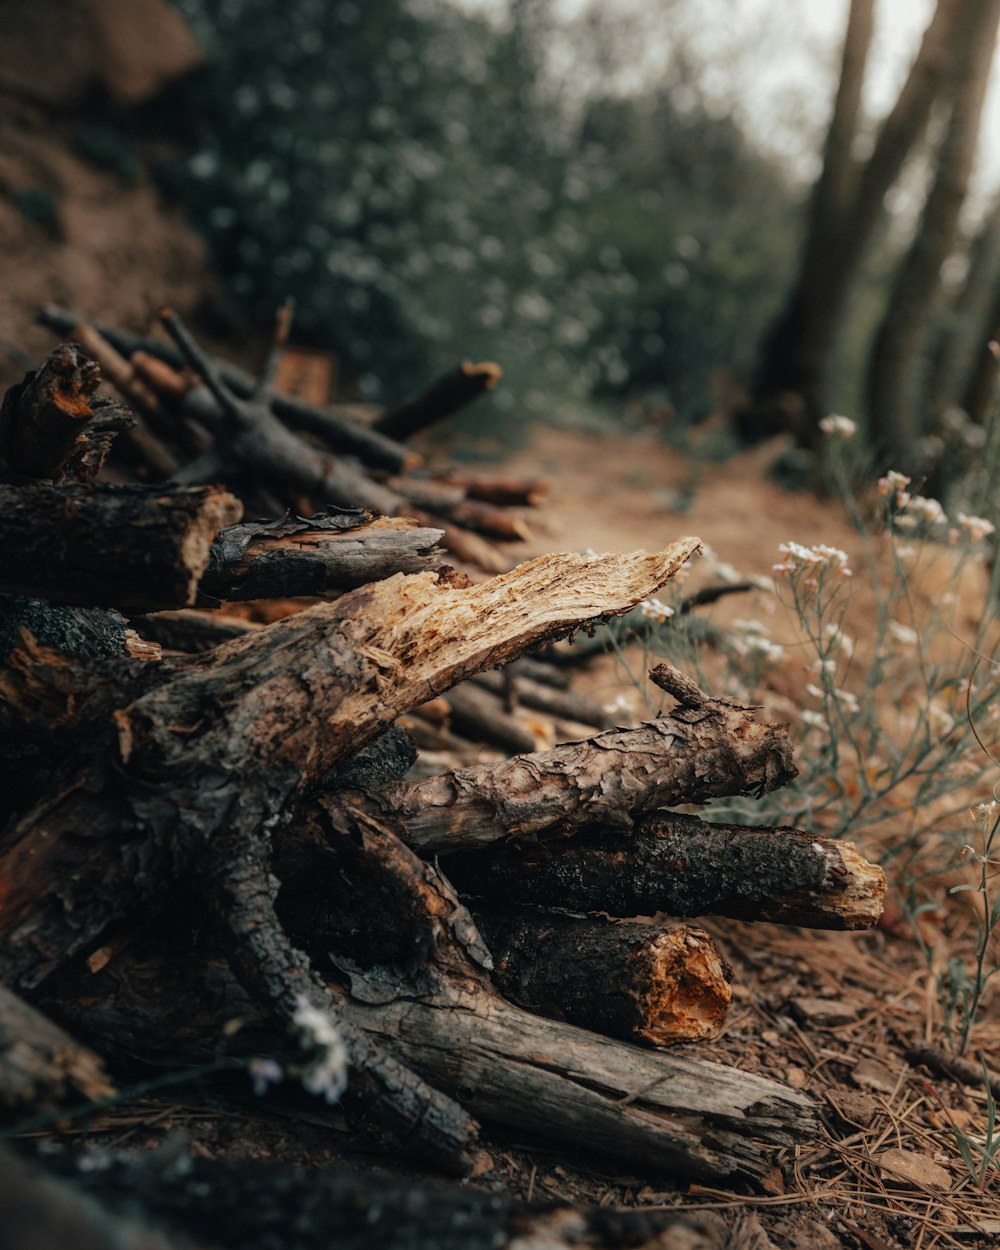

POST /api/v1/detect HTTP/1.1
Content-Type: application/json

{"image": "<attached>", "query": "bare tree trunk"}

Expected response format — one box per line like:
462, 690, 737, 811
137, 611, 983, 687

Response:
754, 0, 962, 441
962, 271, 1000, 424
866, 0, 1000, 464
926, 197, 1000, 413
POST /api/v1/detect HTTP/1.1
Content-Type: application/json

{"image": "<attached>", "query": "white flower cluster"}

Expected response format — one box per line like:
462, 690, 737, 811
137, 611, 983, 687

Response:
819, 414, 857, 439
292, 995, 349, 1104
878, 470, 911, 508
640, 597, 674, 622
956, 512, 996, 544
806, 682, 860, 715
773, 541, 852, 579
730, 619, 784, 663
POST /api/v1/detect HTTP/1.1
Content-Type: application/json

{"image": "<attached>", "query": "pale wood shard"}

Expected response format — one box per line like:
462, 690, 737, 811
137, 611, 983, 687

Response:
0, 984, 114, 1112
114, 540, 702, 783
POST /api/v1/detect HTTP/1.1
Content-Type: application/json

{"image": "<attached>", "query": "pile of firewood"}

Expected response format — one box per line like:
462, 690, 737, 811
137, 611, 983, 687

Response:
0, 336, 887, 1248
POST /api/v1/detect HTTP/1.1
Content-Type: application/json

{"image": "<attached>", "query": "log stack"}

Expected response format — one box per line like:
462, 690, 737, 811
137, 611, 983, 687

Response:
0, 343, 887, 1245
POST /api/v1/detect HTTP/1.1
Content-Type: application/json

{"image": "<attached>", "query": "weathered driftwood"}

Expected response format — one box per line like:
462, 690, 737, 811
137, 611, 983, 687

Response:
0, 342, 101, 479
0, 984, 113, 1114
0, 481, 241, 610
474, 909, 732, 1046
444, 811, 886, 931
23, 1147, 732, 1250
325, 673, 794, 853
199, 513, 446, 602
374, 360, 502, 440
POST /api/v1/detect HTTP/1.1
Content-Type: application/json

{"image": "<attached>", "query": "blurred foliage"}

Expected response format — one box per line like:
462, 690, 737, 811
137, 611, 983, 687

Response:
161, 0, 798, 419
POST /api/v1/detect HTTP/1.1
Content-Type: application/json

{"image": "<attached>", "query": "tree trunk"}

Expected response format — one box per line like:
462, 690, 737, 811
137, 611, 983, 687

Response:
866, 0, 1000, 464
754, 0, 962, 440
961, 273, 1000, 424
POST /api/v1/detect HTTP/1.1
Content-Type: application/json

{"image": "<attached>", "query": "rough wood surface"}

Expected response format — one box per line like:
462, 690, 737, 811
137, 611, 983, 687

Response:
26, 1147, 732, 1250
336, 977, 816, 1184
0, 481, 242, 610
326, 686, 794, 853
200, 513, 445, 602
475, 910, 732, 1046
0, 343, 101, 479
443, 682, 538, 755
374, 361, 502, 440
0, 543, 699, 988
0, 984, 113, 1113
445, 811, 886, 931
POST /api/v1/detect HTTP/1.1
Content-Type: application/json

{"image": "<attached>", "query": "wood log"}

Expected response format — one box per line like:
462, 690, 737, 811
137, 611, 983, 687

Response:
26, 1146, 733, 1250
444, 811, 887, 932
374, 361, 502, 440
335, 978, 815, 1184
325, 683, 795, 853
0, 481, 242, 610
434, 471, 549, 507
160, 310, 405, 515
0, 984, 113, 1114
38, 307, 419, 475
0, 343, 101, 479
0, 1147, 180, 1250
471, 668, 612, 728
129, 609, 262, 653
473, 909, 732, 1046
444, 683, 538, 755
0, 542, 700, 988
199, 514, 446, 602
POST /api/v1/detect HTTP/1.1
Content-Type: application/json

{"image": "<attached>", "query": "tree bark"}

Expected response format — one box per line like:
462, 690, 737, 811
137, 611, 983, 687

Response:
0, 481, 241, 610
325, 679, 794, 853
866, 0, 1000, 464
474, 909, 732, 1046
443, 812, 886, 931
374, 361, 502, 440
199, 514, 446, 602
0, 343, 101, 479
470, 667, 613, 728
443, 682, 539, 755
961, 275, 1000, 424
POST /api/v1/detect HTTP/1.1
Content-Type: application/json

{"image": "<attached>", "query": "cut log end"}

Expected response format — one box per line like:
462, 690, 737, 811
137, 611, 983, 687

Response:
633, 926, 734, 1046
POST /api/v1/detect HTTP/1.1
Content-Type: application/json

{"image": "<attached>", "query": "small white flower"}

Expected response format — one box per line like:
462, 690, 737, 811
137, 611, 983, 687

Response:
247, 1057, 284, 1097
907, 495, 947, 526
878, 470, 911, 497
887, 621, 919, 647
292, 995, 349, 1104
800, 710, 827, 730
956, 512, 995, 544
640, 597, 674, 622
602, 693, 633, 717
819, 414, 857, 438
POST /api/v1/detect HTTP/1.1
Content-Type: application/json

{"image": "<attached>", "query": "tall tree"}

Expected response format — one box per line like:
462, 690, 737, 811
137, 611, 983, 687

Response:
752, 0, 962, 443
867, 0, 1000, 464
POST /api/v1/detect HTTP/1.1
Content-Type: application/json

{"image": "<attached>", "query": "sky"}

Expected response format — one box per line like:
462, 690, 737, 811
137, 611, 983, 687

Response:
456, 0, 1000, 211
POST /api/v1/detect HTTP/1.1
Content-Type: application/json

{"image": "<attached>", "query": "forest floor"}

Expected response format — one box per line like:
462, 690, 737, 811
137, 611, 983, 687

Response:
15, 415, 997, 1250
